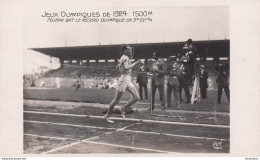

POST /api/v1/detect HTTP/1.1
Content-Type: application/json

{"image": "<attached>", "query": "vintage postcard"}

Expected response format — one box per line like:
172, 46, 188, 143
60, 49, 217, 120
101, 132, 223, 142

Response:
0, 0, 260, 158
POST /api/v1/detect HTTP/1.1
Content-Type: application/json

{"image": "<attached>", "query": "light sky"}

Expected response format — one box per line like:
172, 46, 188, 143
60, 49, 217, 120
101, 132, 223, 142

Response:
24, 5, 229, 74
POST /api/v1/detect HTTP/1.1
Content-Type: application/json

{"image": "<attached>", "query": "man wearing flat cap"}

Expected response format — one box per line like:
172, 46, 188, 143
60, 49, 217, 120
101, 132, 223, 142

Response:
199, 65, 208, 99
167, 56, 181, 108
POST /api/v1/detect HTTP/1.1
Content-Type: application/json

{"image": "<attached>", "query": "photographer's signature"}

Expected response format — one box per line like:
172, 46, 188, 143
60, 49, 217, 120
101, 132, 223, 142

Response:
212, 140, 222, 150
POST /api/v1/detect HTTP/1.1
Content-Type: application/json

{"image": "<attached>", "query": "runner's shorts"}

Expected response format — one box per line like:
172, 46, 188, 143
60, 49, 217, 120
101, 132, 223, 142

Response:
116, 75, 135, 92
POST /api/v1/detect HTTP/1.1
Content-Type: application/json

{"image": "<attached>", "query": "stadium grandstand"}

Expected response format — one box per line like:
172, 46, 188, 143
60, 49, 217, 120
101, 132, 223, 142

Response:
24, 39, 229, 89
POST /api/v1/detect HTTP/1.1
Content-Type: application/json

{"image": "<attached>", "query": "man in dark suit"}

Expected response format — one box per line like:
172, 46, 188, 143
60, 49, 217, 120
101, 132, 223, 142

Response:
167, 56, 181, 108
150, 52, 167, 110
183, 39, 198, 77
137, 63, 148, 100
199, 65, 208, 99
215, 64, 230, 103
179, 58, 191, 104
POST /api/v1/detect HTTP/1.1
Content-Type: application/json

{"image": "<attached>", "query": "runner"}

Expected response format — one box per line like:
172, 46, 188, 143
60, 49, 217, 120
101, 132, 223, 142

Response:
104, 45, 142, 123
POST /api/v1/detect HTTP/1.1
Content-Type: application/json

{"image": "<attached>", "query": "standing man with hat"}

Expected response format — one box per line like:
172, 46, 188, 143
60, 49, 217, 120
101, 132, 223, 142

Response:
179, 57, 191, 104
199, 65, 208, 99
167, 56, 181, 108
183, 39, 198, 77
215, 63, 230, 104
137, 63, 149, 100
150, 52, 167, 110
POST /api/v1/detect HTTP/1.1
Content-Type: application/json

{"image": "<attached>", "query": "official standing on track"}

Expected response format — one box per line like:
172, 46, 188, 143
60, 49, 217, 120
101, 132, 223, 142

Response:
179, 58, 191, 104
137, 63, 149, 100
167, 56, 181, 109
199, 65, 208, 99
150, 52, 167, 111
215, 64, 230, 104
105, 45, 142, 123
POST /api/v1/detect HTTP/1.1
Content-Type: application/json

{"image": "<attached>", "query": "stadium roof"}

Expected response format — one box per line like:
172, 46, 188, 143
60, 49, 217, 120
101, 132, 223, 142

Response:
30, 40, 229, 60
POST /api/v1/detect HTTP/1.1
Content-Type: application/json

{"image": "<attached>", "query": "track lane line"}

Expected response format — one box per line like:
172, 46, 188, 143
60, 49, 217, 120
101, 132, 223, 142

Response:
25, 120, 141, 154
24, 99, 229, 116
25, 122, 164, 154
24, 120, 117, 130
121, 130, 229, 141
42, 141, 81, 154
24, 110, 230, 128
24, 133, 75, 141
24, 120, 229, 141
24, 133, 81, 154
25, 133, 173, 154
81, 140, 173, 154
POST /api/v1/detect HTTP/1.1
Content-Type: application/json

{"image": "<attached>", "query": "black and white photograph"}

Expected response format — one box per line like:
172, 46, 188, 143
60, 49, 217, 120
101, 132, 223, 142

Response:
1, 0, 260, 158
23, 5, 230, 154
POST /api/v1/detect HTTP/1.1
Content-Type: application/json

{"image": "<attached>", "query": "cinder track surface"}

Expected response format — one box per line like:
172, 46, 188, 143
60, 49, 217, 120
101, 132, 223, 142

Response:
24, 88, 229, 154
24, 103, 229, 154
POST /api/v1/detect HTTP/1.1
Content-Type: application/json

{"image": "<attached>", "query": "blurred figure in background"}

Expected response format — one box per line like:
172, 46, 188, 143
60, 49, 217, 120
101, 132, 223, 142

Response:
72, 80, 81, 91
55, 76, 60, 88
40, 80, 45, 87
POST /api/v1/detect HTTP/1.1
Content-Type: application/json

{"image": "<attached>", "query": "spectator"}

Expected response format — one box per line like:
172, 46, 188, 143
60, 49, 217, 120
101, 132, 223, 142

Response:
167, 56, 181, 108
55, 77, 60, 88
199, 65, 209, 99
136, 63, 149, 100
40, 81, 45, 87
72, 80, 81, 91
150, 52, 167, 110
183, 39, 198, 77
215, 64, 230, 104
179, 57, 191, 104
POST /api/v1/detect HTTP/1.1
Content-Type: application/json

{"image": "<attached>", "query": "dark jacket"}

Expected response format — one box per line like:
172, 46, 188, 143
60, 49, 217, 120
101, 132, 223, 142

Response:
179, 63, 191, 86
137, 66, 148, 84
199, 70, 208, 88
151, 59, 167, 86
215, 65, 229, 86
183, 44, 198, 62
167, 61, 181, 86
216, 70, 229, 86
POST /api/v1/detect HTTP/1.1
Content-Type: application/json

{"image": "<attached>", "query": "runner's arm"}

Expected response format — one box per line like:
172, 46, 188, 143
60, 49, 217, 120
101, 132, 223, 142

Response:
124, 60, 141, 69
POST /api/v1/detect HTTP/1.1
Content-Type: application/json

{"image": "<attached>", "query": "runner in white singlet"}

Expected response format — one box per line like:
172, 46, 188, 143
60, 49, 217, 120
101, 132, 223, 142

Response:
105, 45, 142, 123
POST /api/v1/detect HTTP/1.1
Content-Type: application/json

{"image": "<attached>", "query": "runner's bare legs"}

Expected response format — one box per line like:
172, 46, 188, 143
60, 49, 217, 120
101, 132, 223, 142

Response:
121, 87, 140, 113
106, 90, 123, 117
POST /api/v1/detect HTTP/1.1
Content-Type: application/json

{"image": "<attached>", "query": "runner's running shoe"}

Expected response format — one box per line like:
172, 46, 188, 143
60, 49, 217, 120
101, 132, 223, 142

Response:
105, 115, 114, 123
